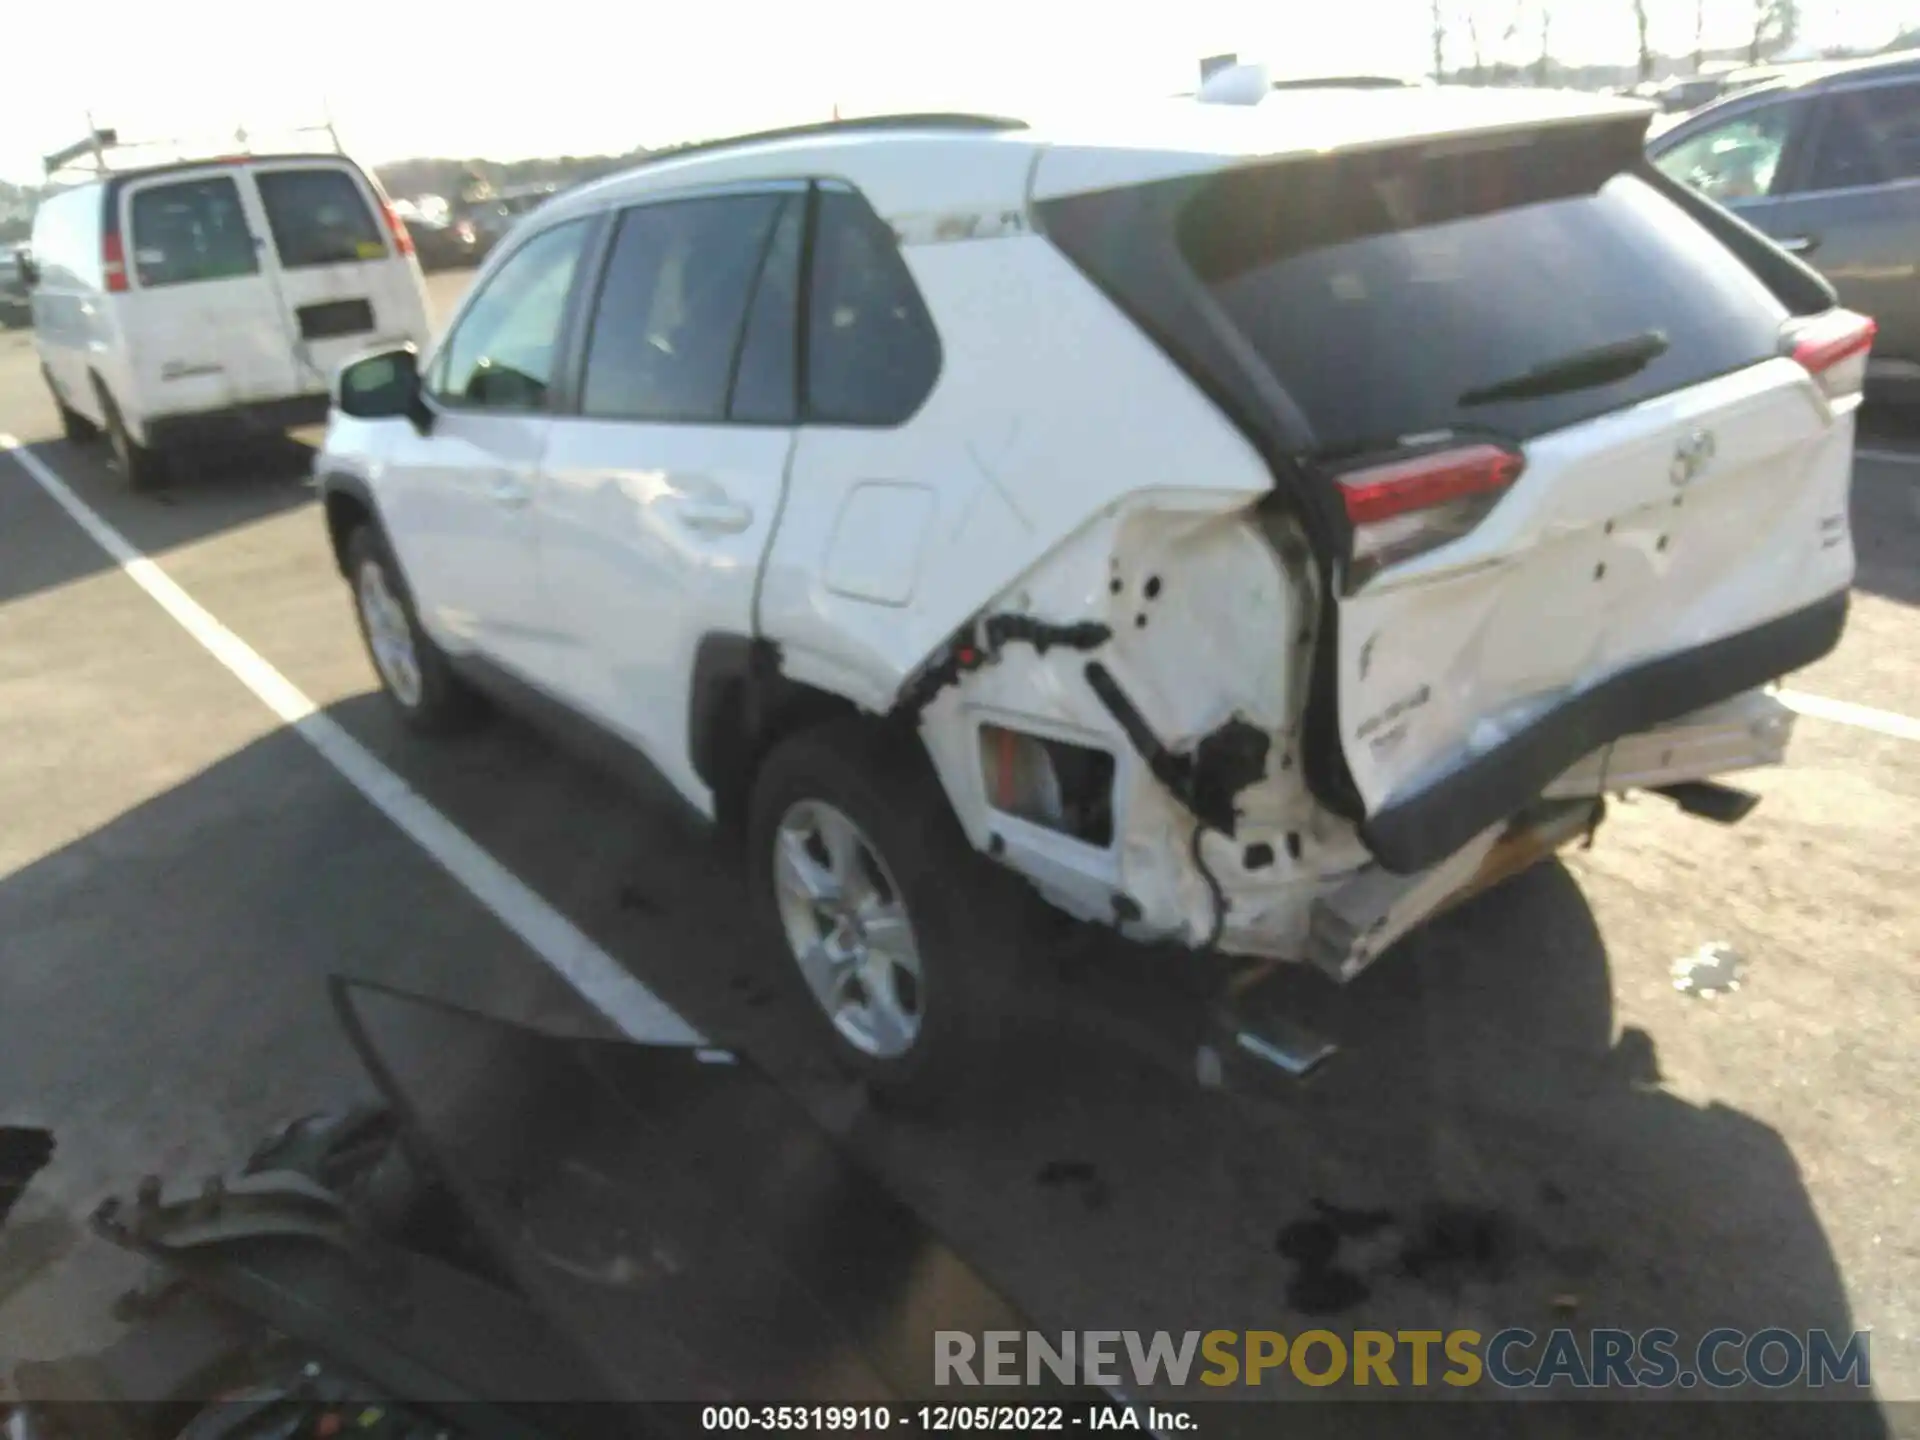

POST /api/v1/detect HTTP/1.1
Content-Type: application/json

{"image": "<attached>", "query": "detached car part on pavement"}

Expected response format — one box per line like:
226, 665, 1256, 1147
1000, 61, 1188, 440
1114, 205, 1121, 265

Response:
315, 92, 1864, 1100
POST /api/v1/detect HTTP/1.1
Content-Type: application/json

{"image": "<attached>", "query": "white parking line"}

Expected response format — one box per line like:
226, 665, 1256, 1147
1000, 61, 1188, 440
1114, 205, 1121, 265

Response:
1776, 688, 1920, 744
1, 434, 703, 1048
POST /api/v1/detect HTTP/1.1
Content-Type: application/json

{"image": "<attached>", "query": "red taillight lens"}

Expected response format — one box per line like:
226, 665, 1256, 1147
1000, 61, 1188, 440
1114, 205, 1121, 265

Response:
1787, 308, 1875, 403
382, 201, 415, 257
102, 230, 128, 293
1336, 443, 1524, 591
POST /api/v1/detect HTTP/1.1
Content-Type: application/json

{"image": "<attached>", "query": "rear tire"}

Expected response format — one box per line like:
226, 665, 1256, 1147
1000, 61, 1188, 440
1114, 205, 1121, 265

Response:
44, 368, 97, 442
343, 524, 485, 735
746, 717, 1026, 1109
95, 383, 168, 492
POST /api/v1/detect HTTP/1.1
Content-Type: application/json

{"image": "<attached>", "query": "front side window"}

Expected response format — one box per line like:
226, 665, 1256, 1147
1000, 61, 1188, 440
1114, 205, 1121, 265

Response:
1653, 101, 1799, 202
1805, 81, 1920, 190
579, 193, 787, 423
804, 189, 941, 426
128, 176, 259, 288
254, 167, 387, 268
432, 218, 590, 411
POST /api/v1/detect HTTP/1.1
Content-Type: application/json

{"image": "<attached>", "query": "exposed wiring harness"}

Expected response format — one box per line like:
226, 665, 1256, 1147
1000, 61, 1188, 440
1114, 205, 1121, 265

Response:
1190, 821, 1228, 953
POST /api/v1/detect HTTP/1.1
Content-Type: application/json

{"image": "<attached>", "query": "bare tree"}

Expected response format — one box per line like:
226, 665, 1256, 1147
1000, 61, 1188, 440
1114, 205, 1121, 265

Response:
1467, 11, 1487, 83
1432, 0, 1448, 82
1534, 6, 1553, 86
1748, 0, 1801, 64
1694, 0, 1707, 72
1631, 0, 1654, 82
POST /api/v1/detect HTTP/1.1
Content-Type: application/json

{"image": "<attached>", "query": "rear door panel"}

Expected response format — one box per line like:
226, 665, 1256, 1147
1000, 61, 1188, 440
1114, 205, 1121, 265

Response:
119, 167, 300, 415
245, 162, 431, 393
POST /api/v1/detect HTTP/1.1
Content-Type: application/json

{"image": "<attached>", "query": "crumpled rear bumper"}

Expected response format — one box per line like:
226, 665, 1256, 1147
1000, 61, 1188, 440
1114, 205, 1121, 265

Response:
1358, 589, 1847, 874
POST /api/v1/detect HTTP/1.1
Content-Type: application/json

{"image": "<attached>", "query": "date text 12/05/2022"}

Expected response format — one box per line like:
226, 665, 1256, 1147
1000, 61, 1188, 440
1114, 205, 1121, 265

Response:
700, 1406, 1187, 1432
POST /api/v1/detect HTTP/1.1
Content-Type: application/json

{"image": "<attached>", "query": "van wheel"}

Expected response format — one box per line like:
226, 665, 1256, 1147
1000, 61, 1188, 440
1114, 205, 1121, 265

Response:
343, 524, 484, 735
44, 369, 98, 442
95, 386, 168, 493
746, 718, 1024, 1109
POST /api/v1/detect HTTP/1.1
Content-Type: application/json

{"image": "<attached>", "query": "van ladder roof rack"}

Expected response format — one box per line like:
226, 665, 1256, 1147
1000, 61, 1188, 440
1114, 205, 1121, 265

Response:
43, 114, 347, 179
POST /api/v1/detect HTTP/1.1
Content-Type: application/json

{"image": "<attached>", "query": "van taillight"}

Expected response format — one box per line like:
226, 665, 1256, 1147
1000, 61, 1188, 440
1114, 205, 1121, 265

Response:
1787, 309, 1876, 403
1336, 443, 1524, 592
102, 231, 128, 293
381, 200, 415, 258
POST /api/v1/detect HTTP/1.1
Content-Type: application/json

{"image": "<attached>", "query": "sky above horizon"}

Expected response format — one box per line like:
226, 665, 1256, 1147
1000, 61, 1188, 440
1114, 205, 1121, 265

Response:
3, 0, 1911, 184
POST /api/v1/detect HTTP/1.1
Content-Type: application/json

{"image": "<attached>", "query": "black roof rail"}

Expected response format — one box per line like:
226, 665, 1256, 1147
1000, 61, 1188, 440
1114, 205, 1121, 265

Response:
639, 112, 1028, 167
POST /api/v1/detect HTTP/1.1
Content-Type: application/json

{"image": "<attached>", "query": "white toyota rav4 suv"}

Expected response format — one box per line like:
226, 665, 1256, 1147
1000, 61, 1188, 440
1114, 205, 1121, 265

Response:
316, 95, 1866, 1098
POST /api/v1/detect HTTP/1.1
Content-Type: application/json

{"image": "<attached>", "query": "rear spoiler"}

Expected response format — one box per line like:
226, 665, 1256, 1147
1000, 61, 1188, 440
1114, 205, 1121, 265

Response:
1634, 158, 1838, 315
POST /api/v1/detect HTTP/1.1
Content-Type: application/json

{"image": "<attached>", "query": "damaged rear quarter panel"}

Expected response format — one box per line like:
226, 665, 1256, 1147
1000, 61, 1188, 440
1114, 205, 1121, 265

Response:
917, 498, 1330, 941
754, 230, 1274, 711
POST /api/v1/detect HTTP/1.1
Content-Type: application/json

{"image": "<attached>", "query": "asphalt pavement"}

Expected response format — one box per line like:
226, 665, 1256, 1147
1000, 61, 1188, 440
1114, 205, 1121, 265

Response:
0, 278, 1916, 1427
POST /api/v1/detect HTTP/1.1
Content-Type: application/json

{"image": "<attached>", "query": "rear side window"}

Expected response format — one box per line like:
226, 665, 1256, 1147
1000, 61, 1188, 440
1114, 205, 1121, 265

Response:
254, 168, 386, 268
1805, 82, 1920, 189
1180, 130, 1792, 455
129, 177, 259, 288
580, 193, 785, 423
805, 189, 940, 426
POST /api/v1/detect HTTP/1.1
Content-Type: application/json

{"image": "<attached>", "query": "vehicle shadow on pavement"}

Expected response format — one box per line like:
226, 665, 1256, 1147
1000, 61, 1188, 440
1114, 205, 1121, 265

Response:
0, 435, 317, 608
1851, 462, 1920, 607
0, 686, 1895, 1437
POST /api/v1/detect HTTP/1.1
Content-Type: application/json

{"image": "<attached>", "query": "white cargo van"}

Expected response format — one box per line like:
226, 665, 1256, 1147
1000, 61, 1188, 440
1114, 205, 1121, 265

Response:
26, 147, 432, 489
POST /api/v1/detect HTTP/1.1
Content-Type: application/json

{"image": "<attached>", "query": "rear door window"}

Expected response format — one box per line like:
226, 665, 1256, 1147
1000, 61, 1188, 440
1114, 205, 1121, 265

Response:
579, 193, 786, 423
128, 176, 259, 288
1804, 81, 1920, 190
253, 167, 387, 268
1181, 130, 1792, 456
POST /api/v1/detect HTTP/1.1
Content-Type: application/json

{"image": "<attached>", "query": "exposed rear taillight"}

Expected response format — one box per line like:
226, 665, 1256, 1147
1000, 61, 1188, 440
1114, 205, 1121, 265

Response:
1786, 309, 1876, 404
102, 230, 128, 293
1336, 443, 1524, 592
382, 200, 415, 258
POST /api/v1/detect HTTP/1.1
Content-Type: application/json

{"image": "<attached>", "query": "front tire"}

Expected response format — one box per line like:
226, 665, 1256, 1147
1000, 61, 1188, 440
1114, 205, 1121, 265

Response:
44, 368, 98, 442
95, 384, 168, 492
746, 718, 1024, 1107
344, 524, 484, 735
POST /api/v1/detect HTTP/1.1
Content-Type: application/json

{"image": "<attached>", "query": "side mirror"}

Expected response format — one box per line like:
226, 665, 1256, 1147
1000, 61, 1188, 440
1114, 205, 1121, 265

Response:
335, 345, 431, 433
14, 251, 39, 289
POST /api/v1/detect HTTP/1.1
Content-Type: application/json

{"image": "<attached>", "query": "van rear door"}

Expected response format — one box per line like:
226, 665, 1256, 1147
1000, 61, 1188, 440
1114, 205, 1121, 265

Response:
245, 161, 430, 393
119, 167, 301, 413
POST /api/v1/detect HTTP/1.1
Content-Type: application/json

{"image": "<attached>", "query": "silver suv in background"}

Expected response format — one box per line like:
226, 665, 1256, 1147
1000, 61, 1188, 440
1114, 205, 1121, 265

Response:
1649, 51, 1920, 391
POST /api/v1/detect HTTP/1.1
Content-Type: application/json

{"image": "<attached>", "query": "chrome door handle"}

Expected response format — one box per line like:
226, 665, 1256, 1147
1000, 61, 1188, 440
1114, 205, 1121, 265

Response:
674, 496, 753, 535
1778, 235, 1819, 256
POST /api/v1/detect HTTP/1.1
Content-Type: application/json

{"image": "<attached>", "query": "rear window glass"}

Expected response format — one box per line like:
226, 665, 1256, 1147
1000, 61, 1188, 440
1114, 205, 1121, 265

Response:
254, 168, 387, 268
1179, 132, 1791, 456
129, 177, 259, 288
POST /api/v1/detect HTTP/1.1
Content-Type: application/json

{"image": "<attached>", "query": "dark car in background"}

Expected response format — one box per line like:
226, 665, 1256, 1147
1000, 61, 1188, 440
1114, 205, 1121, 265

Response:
0, 246, 29, 326
407, 212, 481, 271
1650, 50, 1920, 391
461, 183, 559, 260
